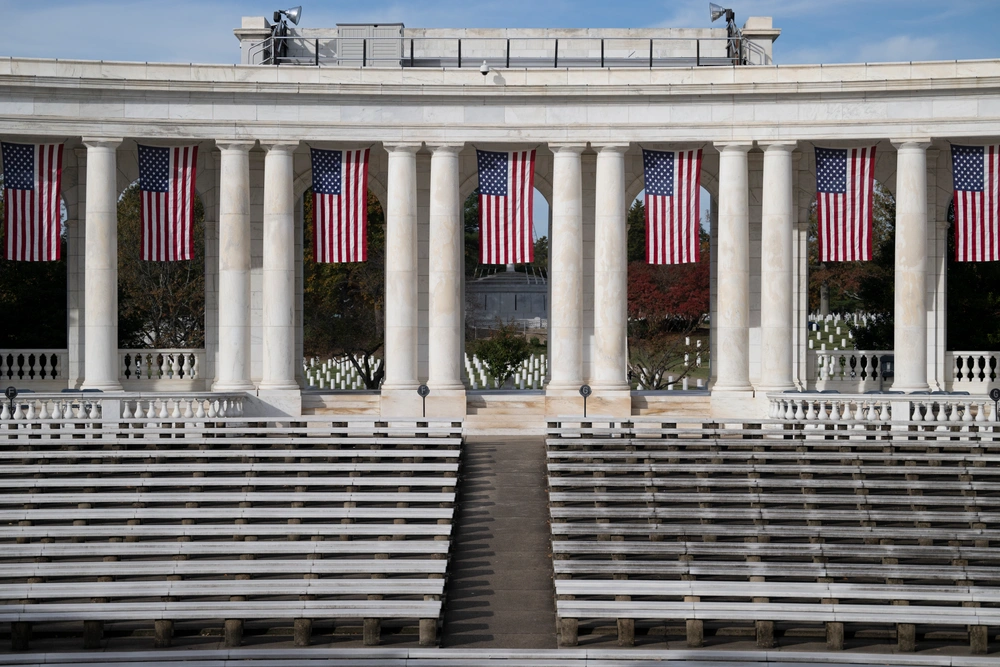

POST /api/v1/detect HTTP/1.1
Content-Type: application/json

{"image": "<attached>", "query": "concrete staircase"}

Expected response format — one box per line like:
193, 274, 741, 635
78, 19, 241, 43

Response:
441, 437, 556, 647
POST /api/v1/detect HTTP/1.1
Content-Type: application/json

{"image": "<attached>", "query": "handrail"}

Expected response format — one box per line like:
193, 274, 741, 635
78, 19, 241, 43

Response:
249, 35, 764, 68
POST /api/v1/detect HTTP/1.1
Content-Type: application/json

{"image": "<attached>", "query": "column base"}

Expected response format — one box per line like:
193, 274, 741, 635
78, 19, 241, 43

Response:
244, 389, 302, 417
584, 386, 632, 419
380, 388, 425, 418
754, 383, 796, 394
423, 387, 467, 419
79, 381, 123, 392
211, 382, 255, 393
545, 386, 626, 419
889, 385, 928, 394
257, 381, 301, 391
710, 389, 767, 421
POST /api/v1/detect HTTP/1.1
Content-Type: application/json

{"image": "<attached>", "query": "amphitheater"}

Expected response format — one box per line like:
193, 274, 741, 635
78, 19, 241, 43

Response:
0, 8, 999, 667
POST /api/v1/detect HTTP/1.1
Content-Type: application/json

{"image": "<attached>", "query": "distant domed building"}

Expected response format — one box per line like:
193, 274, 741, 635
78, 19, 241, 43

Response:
465, 266, 548, 331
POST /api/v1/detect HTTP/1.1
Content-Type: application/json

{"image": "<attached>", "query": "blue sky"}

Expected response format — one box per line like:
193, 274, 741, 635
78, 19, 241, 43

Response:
0, 0, 996, 65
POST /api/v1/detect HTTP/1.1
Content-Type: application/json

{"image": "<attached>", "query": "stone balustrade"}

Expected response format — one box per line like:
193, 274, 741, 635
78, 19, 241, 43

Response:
947, 351, 1000, 387
0, 392, 244, 422
0, 350, 66, 383
768, 392, 998, 426
807, 350, 892, 392
119, 349, 203, 383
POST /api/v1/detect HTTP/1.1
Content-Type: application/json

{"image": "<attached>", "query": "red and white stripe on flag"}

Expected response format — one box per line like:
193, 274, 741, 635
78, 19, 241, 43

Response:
815, 145, 876, 263
138, 144, 198, 261
311, 147, 370, 263
2, 142, 64, 261
952, 144, 1000, 262
477, 149, 536, 265
642, 148, 702, 265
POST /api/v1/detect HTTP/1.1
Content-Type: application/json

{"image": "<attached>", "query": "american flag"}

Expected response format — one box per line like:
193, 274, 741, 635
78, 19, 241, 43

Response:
815, 146, 876, 262
311, 147, 370, 263
952, 144, 1000, 262
477, 149, 535, 265
642, 148, 702, 264
2, 142, 64, 261
138, 144, 198, 262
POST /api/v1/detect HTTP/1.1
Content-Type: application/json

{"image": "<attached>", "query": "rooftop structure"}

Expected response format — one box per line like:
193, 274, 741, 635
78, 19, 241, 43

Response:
233, 16, 780, 67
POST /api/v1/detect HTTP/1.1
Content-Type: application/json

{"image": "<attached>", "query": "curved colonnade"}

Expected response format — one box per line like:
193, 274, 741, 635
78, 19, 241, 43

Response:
0, 57, 992, 418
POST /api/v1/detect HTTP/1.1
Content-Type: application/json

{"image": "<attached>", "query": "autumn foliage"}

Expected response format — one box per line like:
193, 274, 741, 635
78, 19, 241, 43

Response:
627, 259, 709, 331
626, 200, 710, 335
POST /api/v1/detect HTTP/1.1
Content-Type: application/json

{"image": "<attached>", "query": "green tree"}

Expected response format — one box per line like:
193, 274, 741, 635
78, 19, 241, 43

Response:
117, 183, 205, 348
0, 195, 67, 348
470, 319, 531, 388
627, 198, 646, 262
464, 188, 481, 277
532, 235, 548, 271
303, 190, 385, 388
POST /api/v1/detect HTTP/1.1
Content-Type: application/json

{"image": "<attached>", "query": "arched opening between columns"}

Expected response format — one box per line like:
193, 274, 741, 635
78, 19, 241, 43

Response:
298, 183, 387, 391
943, 199, 1000, 388
0, 188, 69, 386
461, 177, 551, 391
623, 174, 712, 392
114, 180, 207, 388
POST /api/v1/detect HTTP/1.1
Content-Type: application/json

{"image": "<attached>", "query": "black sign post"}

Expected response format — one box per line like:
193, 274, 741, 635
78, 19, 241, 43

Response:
579, 384, 592, 418
4, 386, 17, 415
990, 388, 1000, 423
417, 384, 430, 418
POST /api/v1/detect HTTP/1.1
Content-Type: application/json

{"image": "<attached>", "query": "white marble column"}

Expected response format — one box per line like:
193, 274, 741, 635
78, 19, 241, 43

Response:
548, 144, 586, 390
213, 141, 255, 391
259, 142, 299, 391
892, 140, 931, 393
713, 142, 753, 392
382, 143, 421, 391
758, 142, 796, 391
81, 138, 123, 391
427, 144, 464, 392
592, 144, 629, 390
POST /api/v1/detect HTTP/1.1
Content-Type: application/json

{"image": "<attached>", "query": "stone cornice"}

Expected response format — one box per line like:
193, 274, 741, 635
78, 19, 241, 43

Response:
4, 117, 1000, 146
4, 57, 1000, 100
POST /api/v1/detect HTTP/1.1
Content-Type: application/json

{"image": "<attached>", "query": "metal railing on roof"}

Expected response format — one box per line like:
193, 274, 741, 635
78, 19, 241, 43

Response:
248, 35, 768, 68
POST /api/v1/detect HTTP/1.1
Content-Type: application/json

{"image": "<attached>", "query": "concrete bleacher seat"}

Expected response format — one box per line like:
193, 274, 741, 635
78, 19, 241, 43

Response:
545, 417, 1000, 653
0, 417, 461, 650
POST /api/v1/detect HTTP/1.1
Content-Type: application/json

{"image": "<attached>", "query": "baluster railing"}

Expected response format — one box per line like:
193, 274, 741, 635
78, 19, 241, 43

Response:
947, 351, 999, 391
0, 349, 68, 384
0, 392, 244, 423
118, 349, 204, 385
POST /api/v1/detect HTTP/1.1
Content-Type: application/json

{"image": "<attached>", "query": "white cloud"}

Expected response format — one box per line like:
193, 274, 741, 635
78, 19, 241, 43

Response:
857, 35, 943, 63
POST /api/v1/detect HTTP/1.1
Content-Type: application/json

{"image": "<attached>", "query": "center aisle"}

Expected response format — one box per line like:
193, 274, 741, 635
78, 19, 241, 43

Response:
442, 437, 557, 648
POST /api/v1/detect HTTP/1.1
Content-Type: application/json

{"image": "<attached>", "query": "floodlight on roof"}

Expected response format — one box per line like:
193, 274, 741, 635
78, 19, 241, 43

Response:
273, 6, 302, 25
709, 3, 731, 22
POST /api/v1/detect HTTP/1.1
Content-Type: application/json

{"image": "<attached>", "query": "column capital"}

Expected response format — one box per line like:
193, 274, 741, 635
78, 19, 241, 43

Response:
215, 140, 256, 152
591, 142, 630, 154
383, 142, 422, 154
549, 142, 587, 154
714, 141, 754, 153
260, 140, 300, 153
891, 139, 933, 151
425, 142, 464, 154
758, 140, 798, 152
81, 137, 123, 150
